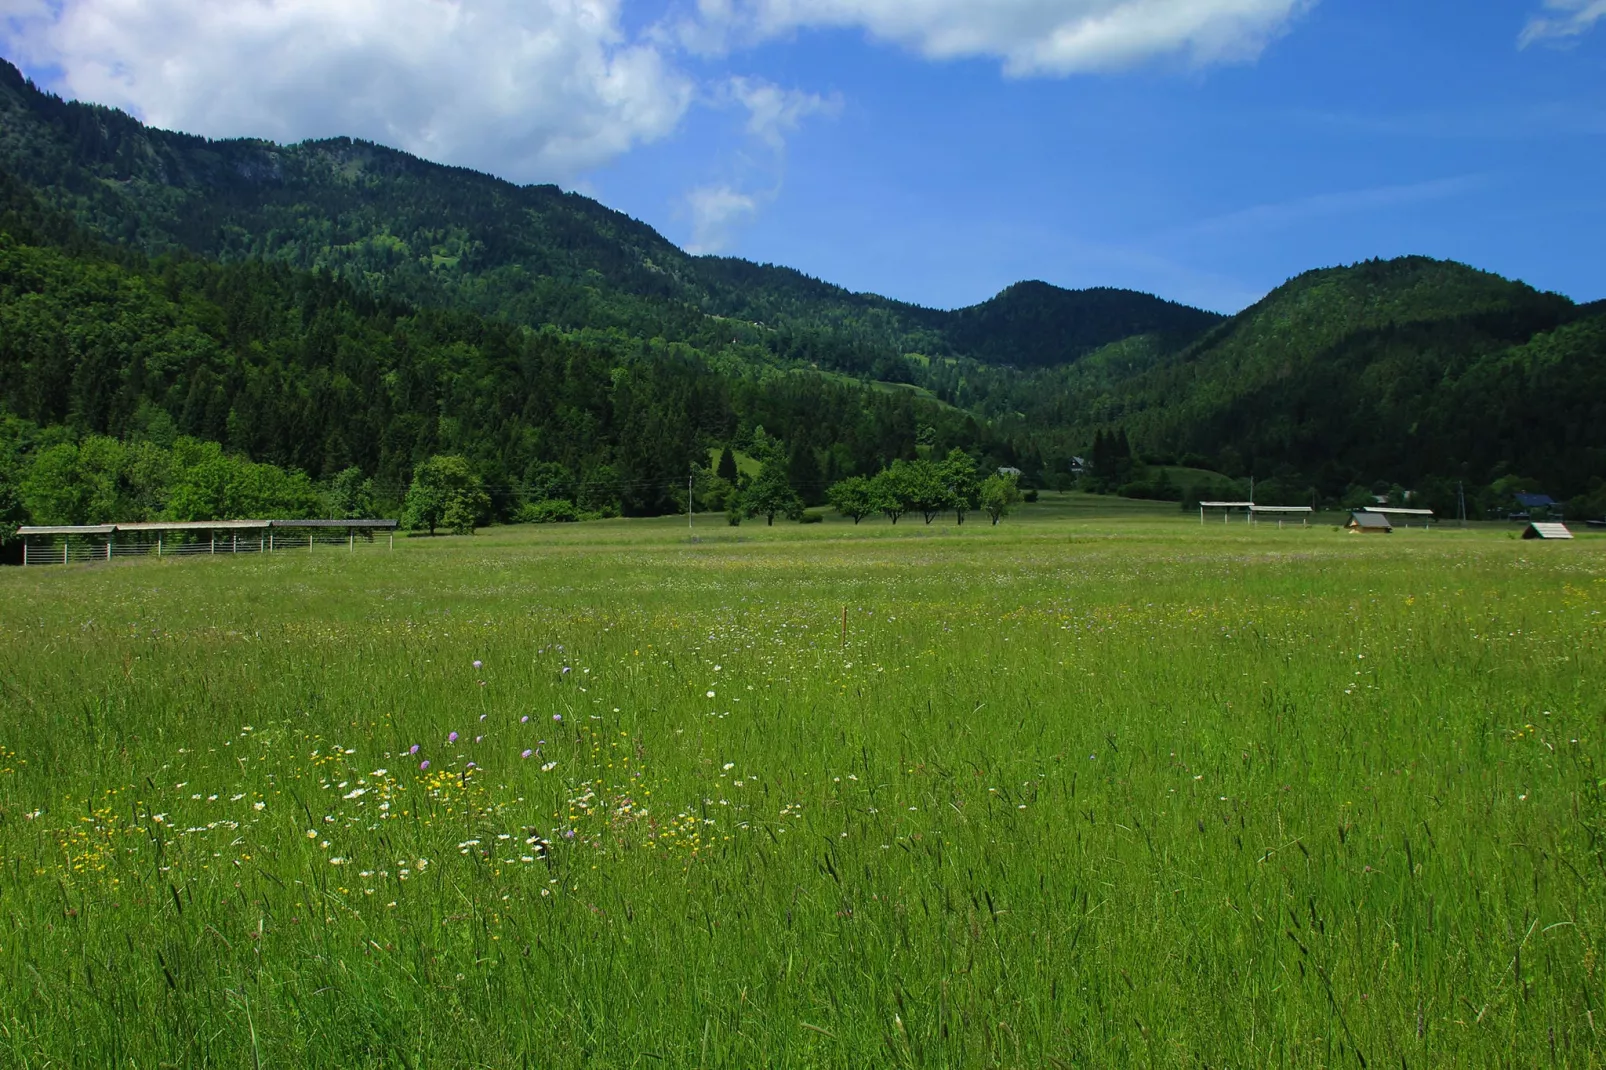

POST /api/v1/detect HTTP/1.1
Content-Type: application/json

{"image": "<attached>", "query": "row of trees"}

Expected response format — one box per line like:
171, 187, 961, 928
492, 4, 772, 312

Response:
827, 452, 1023, 527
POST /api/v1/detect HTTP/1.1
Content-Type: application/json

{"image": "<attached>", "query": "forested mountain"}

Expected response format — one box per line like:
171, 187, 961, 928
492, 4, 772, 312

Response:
972, 258, 1606, 509
0, 58, 1206, 371
1, 51, 1603, 531
945, 282, 1223, 368
0, 165, 998, 528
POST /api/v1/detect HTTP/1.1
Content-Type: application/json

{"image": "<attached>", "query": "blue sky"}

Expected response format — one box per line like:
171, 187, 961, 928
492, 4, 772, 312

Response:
5, 0, 1603, 312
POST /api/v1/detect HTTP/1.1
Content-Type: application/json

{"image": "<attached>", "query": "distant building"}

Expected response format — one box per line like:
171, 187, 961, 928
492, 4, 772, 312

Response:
1069, 456, 1086, 475
1346, 511, 1393, 534
1522, 522, 1573, 540
997, 467, 1023, 478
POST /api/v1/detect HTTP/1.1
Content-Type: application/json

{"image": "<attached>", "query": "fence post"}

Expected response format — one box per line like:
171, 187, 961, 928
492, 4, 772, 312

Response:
21, 541, 27, 567
107, 534, 113, 562
349, 531, 354, 552
309, 532, 314, 551
64, 540, 69, 565
210, 534, 216, 555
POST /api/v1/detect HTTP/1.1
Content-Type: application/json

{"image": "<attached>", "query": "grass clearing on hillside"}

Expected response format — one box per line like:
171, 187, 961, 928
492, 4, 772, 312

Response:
0, 514, 1602, 1067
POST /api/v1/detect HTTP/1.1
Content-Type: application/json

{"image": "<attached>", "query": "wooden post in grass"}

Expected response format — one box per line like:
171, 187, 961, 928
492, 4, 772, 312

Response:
841, 605, 847, 648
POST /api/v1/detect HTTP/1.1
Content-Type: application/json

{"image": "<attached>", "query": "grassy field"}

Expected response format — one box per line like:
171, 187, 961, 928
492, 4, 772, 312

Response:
0, 506, 1602, 1067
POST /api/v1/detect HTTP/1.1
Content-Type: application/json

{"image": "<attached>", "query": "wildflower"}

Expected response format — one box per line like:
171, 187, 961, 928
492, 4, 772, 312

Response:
306, 830, 318, 839
553, 714, 563, 723
475, 736, 482, 744
707, 691, 716, 699
563, 830, 575, 840
521, 716, 530, 724
448, 732, 458, 744
473, 660, 482, 670
409, 745, 420, 755
420, 760, 430, 771
253, 801, 265, 811
542, 762, 558, 772
522, 750, 533, 759
562, 666, 571, 674
479, 714, 487, 722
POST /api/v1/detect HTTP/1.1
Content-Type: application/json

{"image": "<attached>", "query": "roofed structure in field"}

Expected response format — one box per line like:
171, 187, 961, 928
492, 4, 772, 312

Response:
14, 519, 399, 566
1522, 522, 1573, 540
1346, 511, 1393, 533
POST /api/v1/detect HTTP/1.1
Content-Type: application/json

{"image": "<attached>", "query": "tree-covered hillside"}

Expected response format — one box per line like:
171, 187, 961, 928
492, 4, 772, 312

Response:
969, 257, 1606, 508
0, 166, 1002, 530
0, 58, 1212, 371
2, 51, 1603, 529
945, 282, 1224, 368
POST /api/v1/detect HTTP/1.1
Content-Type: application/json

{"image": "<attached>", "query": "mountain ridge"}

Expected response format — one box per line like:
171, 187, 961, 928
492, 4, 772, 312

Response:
0, 56, 1219, 370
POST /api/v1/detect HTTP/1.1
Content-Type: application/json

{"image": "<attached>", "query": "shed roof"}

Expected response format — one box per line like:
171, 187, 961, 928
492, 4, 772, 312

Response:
114, 520, 269, 532
1523, 522, 1574, 540
1514, 493, 1558, 508
16, 518, 398, 536
269, 519, 399, 529
1199, 501, 1253, 508
1249, 505, 1314, 513
1348, 511, 1393, 530
16, 525, 116, 536
1369, 507, 1435, 517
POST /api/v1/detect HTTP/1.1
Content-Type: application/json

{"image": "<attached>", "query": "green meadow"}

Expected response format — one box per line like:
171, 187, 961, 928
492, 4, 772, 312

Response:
0, 502, 1602, 1067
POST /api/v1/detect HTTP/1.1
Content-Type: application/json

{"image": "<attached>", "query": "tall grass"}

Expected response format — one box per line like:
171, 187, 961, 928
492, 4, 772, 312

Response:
0, 515, 1601, 1067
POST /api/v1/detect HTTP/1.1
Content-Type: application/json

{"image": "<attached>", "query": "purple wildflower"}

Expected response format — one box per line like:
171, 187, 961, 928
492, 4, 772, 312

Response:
409, 744, 420, 755
561, 666, 571, 675
419, 760, 430, 771
562, 829, 575, 840
472, 660, 482, 670
553, 714, 563, 723
521, 749, 533, 759
521, 715, 529, 724
448, 731, 459, 743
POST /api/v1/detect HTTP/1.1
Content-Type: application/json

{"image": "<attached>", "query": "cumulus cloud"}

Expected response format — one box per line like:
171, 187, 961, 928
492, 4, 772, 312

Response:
1519, 0, 1606, 47
677, 0, 1313, 76
2, 0, 694, 183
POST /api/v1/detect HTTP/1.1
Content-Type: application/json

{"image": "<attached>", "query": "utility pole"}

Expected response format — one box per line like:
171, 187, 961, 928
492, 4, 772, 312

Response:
1458, 481, 1467, 527
689, 471, 694, 533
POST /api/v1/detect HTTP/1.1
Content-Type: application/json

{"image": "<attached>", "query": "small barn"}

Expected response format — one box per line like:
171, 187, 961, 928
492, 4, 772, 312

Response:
1522, 522, 1574, 540
1347, 511, 1393, 534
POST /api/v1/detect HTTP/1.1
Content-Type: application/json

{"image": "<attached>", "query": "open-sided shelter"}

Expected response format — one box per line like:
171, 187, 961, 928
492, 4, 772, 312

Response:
16, 519, 398, 566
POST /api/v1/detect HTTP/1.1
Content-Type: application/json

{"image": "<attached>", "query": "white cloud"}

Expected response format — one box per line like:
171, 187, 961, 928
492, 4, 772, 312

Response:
2, 0, 694, 183
1519, 0, 1606, 47
684, 183, 759, 253
674, 76, 837, 252
678, 0, 1313, 75
723, 76, 840, 151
